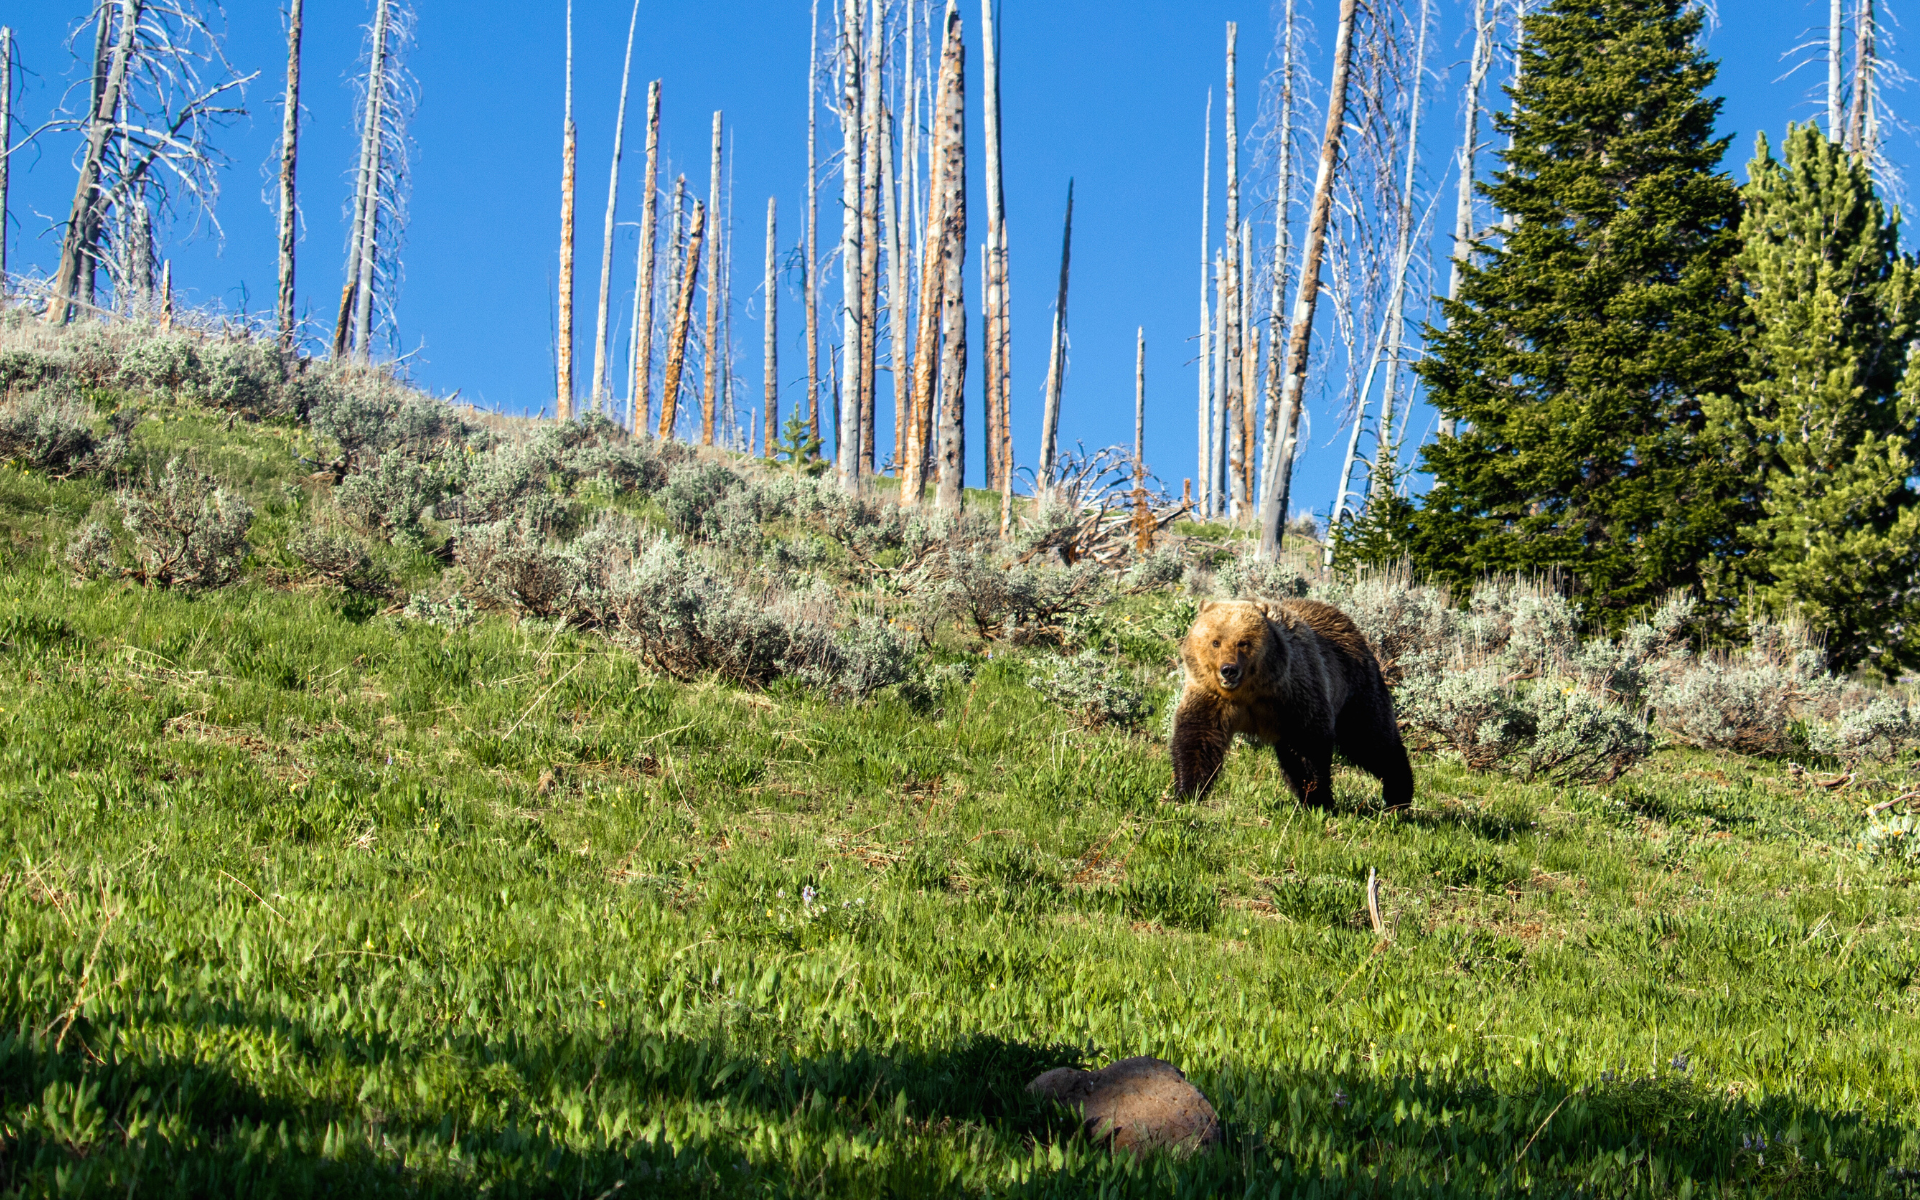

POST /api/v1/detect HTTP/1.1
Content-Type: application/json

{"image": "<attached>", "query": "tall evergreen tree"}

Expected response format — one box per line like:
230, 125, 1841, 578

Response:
1411, 0, 1746, 623
1709, 124, 1920, 676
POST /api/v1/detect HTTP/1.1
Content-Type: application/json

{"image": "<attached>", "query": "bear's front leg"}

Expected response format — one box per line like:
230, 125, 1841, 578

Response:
1170, 693, 1231, 800
1274, 737, 1336, 812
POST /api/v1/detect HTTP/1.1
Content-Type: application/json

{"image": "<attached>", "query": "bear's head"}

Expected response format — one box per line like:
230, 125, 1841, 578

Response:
1182, 600, 1280, 698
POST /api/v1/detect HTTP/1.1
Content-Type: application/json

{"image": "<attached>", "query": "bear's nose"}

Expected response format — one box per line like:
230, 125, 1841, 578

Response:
1219, 663, 1242, 686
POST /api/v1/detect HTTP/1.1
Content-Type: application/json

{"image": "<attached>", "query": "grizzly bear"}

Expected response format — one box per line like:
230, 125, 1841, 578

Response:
1170, 598, 1412, 811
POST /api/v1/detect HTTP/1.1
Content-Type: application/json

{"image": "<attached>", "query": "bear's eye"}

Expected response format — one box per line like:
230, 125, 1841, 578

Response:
1211, 640, 1220, 648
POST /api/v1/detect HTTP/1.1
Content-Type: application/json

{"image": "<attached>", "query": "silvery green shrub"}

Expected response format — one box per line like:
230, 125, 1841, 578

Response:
1125, 544, 1187, 591
1028, 650, 1151, 730
117, 333, 201, 393
0, 389, 130, 477
289, 524, 394, 596
116, 458, 252, 589
198, 338, 290, 418
335, 454, 445, 544
1216, 555, 1309, 601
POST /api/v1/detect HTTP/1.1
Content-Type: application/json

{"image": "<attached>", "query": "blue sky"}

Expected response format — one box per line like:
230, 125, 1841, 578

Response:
0, 0, 1902, 521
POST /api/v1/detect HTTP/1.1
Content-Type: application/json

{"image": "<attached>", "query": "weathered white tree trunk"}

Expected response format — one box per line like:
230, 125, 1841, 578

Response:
1196, 90, 1213, 517
1259, 0, 1297, 508
857, 0, 883, 474
764, 196, 778, 456
1442, 0, 1496, 439
658, 199, 705, 439
630, 80, 661, 435
349, 0, 392, 363
46, 0, 139, 325
903, 9, 954, 510
1222, 21, 1242, 519
1210, 248, 1228, 517
933, 4, 967, 512
1848, 0, 1876, 156
0, 27, 10, 288
837, 0, 865, 489
590, 0, 642, 412
275, 1, 302, 344
805, 0, 822, 446
555, 0, 575, 414
701, 111, 724, 444
1037, 180, 1074, 492
1368, 0, 1430, 502
881, 105, 910, 478
1256, 0, 1360, 560
980, 0, 1008, 495
1239, 219, 1256, 507
1830, 0, 1845, 136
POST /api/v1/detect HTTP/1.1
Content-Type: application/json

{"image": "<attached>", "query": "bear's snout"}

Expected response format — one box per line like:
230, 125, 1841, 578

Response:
1218, 661, 1244, 689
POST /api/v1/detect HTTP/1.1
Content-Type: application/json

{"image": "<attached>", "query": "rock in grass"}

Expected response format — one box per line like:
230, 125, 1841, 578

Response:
1027, 1056, 1221, 1153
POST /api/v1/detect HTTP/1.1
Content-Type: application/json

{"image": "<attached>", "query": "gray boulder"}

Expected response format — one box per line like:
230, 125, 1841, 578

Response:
1027, 1056, 1221, 1153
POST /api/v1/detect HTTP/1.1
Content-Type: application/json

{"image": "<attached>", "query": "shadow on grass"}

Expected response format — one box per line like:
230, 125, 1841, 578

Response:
7, 1001, 1919, 1199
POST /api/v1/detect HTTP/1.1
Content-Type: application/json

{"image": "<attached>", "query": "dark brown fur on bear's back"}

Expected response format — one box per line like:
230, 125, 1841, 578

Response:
1171, 599, 1412, 811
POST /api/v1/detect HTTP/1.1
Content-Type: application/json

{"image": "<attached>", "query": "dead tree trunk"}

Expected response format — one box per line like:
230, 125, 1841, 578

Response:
1259, 0, 1297, 503
1849, 0, 1875, 155
1222, 21, 1242, 518
47, 0, 139, 326
1195, 91, 1212, 517
0, 27, 9, 289
1830, 0, 1845, 136
764, 196, 778, 456
1133, 326, 1153, 552
1037, 179, 1074, 492
348, 0, 392, 363
858, 0, 883, 474
631, 80, 661, 434
700, 111, 724, 444
1239, 220, 1256, 506
902, 19, 951, 510
1369, 0, 1430, 500
555, 0, 576, 416
332, 0, 378, 356
837, 0, 865, 489
658, 199, 705, 439
979, 0, 1006, 492
590, 0, 642, 412
1210, 249, 1228, 517
275, 0, 302, 344
1256, 0, 1359, 560
933, 4, 967, 512
881, 103, 910, 477
1443, 0, 1496, 438
805, 0, 822, 449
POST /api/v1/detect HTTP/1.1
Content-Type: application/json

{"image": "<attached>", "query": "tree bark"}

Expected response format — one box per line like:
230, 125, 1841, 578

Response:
1037, 179, 1074, 492
275, 0, 302, 345
764, 196, 778, 456
979, 0, 1006, 492
47, 0, 140, 326
555, 0, 576, 416
933, 4, 966, 512
805, 0, 822, 447
0, 26, 13, 287
1848, 0, 1874, 155
1223, 21, 1242, 519
1259, 0, 1296, 502
590, 0, 642, 412
1370, 0, 1430, 501
881, 103, 910, 478
631, 80, 661, 435
700, 111, 724, 444
858, 0, 883, 474
1829, 0, 1845, 138
349, 0, 391, 363
1256, 0, 1360, 560
902, 12, 951, 510
1195, 90, 1212, 517
658, 200, 705, 440
1443, 0, 1496, 439
1239, 221, 1256, 507
1210, 248, 1229, 517
837, 0, 864, 489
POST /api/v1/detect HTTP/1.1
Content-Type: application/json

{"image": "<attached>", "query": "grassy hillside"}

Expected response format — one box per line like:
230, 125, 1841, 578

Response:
3, 324, 1920, 1196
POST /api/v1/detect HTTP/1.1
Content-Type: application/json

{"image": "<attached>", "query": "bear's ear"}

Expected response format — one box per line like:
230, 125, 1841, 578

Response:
1197, 600, 1216, 615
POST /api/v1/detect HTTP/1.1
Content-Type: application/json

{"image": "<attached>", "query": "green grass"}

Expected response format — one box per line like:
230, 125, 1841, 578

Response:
2, 408, 1920, 1197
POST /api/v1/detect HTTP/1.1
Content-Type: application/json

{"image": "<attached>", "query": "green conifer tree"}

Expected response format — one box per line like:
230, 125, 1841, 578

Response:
1410, 0, 1746, 624
1710, 124, 1920, 676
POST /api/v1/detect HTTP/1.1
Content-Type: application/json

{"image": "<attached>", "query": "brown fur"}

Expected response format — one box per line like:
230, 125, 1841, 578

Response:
1170, 599, 1412, 811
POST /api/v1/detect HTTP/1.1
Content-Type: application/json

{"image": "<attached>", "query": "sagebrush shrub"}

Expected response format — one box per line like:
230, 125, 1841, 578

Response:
289, 524, 394, 596
0, 348, 59, 392
0, 389, 131, 477
1216, 556, 1309, 601
335, 454, 445, 543
456, 508, 643, 625
1028, 650, 1150, 730
1125, 544, 1187, 591
402, 591, 478, 630
117, 333, 201, 393
116, 458, 253, 589
198, 338, 291, 418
